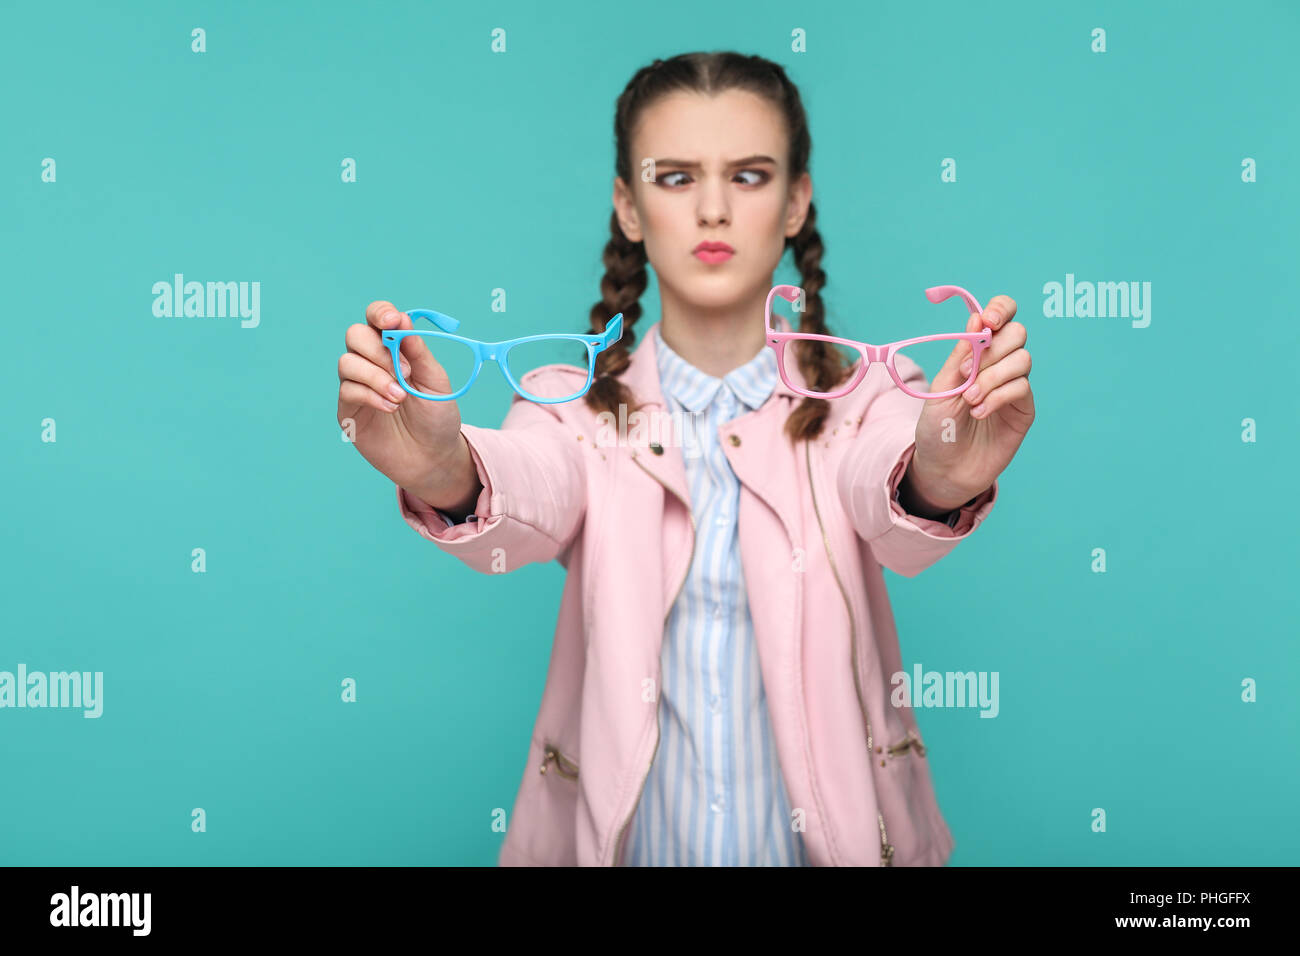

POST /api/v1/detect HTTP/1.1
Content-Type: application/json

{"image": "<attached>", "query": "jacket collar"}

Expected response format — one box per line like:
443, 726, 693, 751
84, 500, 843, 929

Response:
653, 324, 778, 413
616, 312, 808, 551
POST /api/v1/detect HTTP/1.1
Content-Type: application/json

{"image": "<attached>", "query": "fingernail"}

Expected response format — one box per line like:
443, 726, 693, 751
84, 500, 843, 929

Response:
965, 383, 982, 403
382, 398, 398, 411
400, 360, 411, 376
387, 382, 405, 400
960, 357, 973, 376
972, 403, 987, 417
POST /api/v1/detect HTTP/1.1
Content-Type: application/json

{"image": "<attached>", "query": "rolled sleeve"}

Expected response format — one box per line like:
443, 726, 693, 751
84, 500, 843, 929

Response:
393, 399, 587, 573
885, 440, 998, 539
396, 424, 497, 543
839, 413, 998, 578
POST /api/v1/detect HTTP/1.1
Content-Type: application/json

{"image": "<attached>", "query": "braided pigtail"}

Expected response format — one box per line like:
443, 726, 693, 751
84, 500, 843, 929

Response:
784, 200, 850, 442
583, 210, 648, 416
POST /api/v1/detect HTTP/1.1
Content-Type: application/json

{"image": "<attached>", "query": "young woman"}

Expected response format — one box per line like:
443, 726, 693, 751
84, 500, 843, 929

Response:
338, 52, 1034, 866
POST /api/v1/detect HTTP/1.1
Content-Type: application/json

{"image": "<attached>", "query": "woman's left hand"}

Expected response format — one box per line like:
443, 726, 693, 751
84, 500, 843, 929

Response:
905, 294, 1035, 510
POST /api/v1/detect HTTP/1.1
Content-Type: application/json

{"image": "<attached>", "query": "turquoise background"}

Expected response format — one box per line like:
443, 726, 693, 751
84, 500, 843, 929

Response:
2, 0, 1297, 866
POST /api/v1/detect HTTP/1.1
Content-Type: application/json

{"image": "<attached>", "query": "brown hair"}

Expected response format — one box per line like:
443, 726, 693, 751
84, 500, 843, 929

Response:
583, 51, 849, 443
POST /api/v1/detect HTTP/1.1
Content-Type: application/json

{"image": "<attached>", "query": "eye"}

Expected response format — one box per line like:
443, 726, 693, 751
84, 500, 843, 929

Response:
655, 169, 772, 187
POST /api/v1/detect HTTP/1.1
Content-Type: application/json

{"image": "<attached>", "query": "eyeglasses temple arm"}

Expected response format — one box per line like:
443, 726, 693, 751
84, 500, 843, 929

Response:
407, 309, 461, 333
598, 313, 623, 350
766, 284, 803, 331
923, 285, 987, 325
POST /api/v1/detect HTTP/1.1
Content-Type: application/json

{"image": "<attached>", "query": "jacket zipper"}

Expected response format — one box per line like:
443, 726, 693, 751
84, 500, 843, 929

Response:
540, 744, 580, 780
804, 440, 873, 754
806, 440, 898, 866
611, 453, 696, 866
887, 729, 927, 758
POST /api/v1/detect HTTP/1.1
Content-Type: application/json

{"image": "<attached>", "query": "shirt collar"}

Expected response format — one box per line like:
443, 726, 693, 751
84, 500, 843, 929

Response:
653, 324, 778, 413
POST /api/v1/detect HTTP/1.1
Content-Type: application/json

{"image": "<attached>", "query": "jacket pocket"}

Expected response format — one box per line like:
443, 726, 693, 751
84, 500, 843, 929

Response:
884, 728, 927, 759
539, 742, 580, 780
505, 739, 581, 866
875, 727, 941, 866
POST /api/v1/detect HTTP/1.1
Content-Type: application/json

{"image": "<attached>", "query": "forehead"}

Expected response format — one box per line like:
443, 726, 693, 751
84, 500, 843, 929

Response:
630, 88, 787, 164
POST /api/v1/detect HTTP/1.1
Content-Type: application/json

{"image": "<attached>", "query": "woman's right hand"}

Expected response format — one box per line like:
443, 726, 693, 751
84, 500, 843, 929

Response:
337, 301, 469, 502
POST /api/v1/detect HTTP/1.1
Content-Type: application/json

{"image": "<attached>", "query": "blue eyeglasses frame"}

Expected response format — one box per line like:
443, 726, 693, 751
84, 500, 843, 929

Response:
381, 309, 624, 404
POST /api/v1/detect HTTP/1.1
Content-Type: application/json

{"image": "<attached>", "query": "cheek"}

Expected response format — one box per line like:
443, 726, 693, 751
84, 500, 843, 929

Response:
743, 201, 793, 242
751, 223, 787, 260
637, 199, 678, 244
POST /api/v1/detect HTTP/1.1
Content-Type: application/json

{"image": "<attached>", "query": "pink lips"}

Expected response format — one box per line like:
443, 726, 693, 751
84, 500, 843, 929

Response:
694, 241, 734, 264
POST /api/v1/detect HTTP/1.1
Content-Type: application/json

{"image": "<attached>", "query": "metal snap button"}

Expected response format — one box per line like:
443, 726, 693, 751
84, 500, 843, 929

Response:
728, 434, 741, 447
649, 442, 663, 455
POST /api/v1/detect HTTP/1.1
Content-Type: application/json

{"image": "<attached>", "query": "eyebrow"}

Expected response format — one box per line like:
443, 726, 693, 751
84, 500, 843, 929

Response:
652, 154, 779, 170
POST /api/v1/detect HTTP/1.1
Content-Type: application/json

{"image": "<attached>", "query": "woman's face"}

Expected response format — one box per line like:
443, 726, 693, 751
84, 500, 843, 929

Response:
613, 88, 811, 312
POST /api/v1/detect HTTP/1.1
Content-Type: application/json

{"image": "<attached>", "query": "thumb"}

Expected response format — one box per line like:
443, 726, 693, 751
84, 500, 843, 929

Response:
961, 309, 986, 357
924, 333, 973, 396
941, 310, 988, 381
395, 312, 453, 393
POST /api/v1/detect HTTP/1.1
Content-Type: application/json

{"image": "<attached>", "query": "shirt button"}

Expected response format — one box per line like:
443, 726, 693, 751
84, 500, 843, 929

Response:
709, 695, 722, 714
710, 793, 727, 813
712, 605, 723, 620
715, 514, 729, 527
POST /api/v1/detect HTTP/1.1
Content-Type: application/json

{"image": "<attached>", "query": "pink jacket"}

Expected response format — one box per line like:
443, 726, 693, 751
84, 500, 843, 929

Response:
395, 317, 999, 866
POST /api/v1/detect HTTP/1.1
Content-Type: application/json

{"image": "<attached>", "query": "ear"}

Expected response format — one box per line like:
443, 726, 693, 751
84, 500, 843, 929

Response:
612, 176, 644, 243
784, 170, 813, 239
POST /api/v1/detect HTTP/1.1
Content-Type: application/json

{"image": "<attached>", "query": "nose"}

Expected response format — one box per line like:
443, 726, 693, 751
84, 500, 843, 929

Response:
696, 179, 730, 227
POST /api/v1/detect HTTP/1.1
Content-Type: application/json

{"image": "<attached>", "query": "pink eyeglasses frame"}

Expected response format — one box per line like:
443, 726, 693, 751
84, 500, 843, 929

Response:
765, 283, 994, 400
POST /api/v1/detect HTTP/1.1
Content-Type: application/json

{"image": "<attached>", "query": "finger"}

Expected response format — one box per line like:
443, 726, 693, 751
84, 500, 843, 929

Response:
365, 300, 407, 332
981, 294, 1018, 328
346, 322, 411, 379
965, 296, 1018, 342
369, 301, 414, 347
963, 348, 1031, 408
969, 374, 1033, 420
339, 379, 400, 414
364, 302, 424, 375
363, 302, 449, 391
957, 301, 1003, 365
929, 334, 977, 393
955, 295, 1020, 370
398, 320, 443, 383
339, 351, 409, 405
960, 320, 1027, 377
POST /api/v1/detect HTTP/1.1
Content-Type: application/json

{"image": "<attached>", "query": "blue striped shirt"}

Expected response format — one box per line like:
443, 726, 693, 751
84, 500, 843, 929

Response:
622, 326, 810, 867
